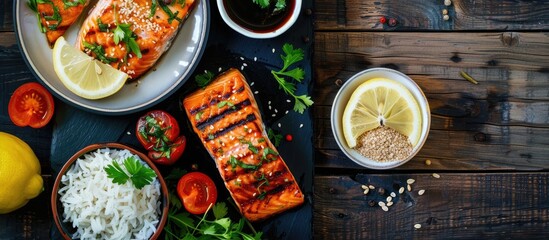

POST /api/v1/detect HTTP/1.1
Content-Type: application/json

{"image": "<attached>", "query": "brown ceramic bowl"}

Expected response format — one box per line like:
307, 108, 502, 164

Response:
51, 143, 169, 239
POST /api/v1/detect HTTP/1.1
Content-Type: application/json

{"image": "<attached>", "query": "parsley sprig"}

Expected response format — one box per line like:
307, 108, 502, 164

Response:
104, 156, 157, 189
271, 44, 313, 114
195, 70, 215, 88
112, 4, 142, 59
253, 0, 286, 12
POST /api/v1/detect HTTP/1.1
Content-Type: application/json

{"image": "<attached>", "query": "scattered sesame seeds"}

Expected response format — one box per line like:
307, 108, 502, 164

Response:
285, 110, 289, 114
368, 185, 375, 190
268, 105, 272, 110
278, 123, 282, 128
390, 192, 396, 198
240, 57, 244, 60
414, 224, 422, 229
274, 109, 278, 113
272, 114, 276, 117
272, 48, 276, 53
241, 66, 244, 71
361, 185, 368, 190
386, 196, 392, 202
407, 179, 415, 184
250, 82, 255, 86
386, 201, 393, 207
378, 201, 386, 207
363, 189, 369, 195
432, 173, 441, 178
218, 67, 222, 72
381, 206, 389, 212
407, 184, 412, 192
299, 124, 303, 128
268, 101, 271, 105
254, 91, 259, 94
126, 131, 131, 135
286, 99, 291, 103
399, 187, 405, 194
243, 63, 248, 67
254, 57, 257, 61
418, 189, 425, 196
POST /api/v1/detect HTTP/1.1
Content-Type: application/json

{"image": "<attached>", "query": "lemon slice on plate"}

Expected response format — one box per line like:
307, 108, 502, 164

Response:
342, 78, 422, 148
52, 37, 128, 100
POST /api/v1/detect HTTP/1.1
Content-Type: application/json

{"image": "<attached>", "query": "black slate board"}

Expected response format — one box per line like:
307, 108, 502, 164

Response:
48, 0, 314, 239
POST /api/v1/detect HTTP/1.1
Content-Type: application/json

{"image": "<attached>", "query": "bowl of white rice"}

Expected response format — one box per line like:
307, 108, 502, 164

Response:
51, 143, 169, 239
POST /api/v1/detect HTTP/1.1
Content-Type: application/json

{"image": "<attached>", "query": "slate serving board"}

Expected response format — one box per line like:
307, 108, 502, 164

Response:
49, 0, 314, 239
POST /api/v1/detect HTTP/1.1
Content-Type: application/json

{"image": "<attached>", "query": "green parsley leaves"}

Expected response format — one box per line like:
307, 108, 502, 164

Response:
113, 23, 142, 59
104, 156, 157, 189
195, 70, 215, 88
253, 0, 286, 12
271, 44, 313, 114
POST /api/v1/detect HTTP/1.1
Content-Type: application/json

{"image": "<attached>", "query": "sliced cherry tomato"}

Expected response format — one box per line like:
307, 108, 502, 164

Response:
8, 82, 55, 128
177, 172, 218, 215
147, 135, 186, 165
136, 110, 180, 150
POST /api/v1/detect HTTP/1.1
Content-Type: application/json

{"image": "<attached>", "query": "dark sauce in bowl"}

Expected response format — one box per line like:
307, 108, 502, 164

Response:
223, 0, 296, 33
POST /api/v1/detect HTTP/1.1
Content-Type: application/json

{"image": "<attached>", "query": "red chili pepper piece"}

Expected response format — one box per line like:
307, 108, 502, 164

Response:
285, 134, 293, 142
379, 16, 387, 24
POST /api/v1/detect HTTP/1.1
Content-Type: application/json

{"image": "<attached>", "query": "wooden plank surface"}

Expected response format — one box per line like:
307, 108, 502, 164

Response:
313, 31, 549, 170
314, 174, 549, 239
315, 0, 549, 31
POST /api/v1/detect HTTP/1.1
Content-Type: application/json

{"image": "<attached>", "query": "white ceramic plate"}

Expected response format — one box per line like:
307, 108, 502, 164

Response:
15, 0, 209, 115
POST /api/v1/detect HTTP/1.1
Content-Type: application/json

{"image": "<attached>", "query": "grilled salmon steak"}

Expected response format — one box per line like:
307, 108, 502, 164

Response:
183, 69, 304, 222
76, 0, 196, 79
28, 0, 90, 47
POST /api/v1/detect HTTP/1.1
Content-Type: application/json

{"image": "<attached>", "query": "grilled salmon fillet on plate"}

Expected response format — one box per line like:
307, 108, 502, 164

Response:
28, 0, 90, 47
76, 0, 196, 79
183, 69, 305, 222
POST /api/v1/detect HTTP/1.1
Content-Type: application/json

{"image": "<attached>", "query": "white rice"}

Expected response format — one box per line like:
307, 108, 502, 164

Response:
58, 148, 161, 240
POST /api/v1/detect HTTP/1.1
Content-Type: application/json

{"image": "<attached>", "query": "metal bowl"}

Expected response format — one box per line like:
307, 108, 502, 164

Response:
331, 68, 431, 169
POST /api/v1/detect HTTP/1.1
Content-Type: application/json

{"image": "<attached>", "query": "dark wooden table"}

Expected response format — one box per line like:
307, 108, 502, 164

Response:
2, 0, 549, 239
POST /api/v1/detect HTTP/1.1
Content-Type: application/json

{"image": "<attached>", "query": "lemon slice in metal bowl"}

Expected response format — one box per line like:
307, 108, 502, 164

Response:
342, 77, 422, 148
52, 37, 128, 100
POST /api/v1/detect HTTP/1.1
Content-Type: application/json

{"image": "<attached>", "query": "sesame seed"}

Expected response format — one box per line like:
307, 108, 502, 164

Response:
363, 189, 369, 195
407, 179, 415, 184
250, 82, 255, 86
286, 99, 291, 103
418, 189, 425, 196
240, 57, 244, 60
272, 114, 276, 117
218, 67, 222, 72
274, 109, 278, 113
414, 224, 421, 229
386, 201, 394, 207
386, 196, 392, 202
299, 124, 303, 128
243, 63, 248, 67
268, 101, 271, 105
286, 110, 290, 115
432, 173, 441, 178
361, 185, 368, 190
268, 105, 272, 110
278, 123, 281, 128
254, 57, 257, 61
390, 192, 396, 197
241, 66, 244, 70
272, 48, 275, 53
126, 131, 131, 135
254, 91, 259, 94
378, 201, 385, 207
399, 187, 405, 194
381, 206, 389, 212
407, 184, 412, 192
368, 185, 375, 190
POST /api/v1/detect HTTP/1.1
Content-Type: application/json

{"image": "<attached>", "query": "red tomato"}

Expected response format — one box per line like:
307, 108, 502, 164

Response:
177, 172, 218, 215
8, 82, 55, 128
147, 135, 186, 165
136, 110, 180, 150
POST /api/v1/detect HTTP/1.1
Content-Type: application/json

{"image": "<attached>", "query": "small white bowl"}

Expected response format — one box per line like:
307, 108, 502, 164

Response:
216, 0, 302, 39
331, 68, 431, 169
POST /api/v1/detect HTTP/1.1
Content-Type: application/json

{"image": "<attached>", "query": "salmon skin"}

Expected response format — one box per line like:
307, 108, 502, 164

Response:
28, 0, 90, 47
183, 69, 304, 222
76, 0, 196, 80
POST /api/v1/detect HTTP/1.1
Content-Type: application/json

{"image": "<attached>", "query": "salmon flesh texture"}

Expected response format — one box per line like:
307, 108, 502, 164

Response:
33, 0, 90, 47
183, 69, 305, 222
76, 0, 195, 80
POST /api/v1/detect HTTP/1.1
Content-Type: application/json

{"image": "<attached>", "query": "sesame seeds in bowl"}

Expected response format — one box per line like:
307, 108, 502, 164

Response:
331, 68, 431, 169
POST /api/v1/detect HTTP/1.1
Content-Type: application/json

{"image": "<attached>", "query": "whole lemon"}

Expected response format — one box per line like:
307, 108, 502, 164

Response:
0, 132, 43, 214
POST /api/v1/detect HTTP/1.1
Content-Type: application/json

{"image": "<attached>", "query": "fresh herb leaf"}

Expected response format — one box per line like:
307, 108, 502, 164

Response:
229, 156, 261, 171
240, 139, 258, 154
165, 168, 187, 181
262, 147, 279, 162
253, 0, 270, 8
267, 128, 282, 147
62, 0, 85, 8
83, 41, 118, 64
150, 0, 158, 17
212, 202, 228, 220
195, 111, 204, 121
217, 101, 234, 109
104, 156, 156, 189
160, 3, 181, 24
97, 18, 109, 32
274, 0, 286, 12
271, 44, 313, 114
195, 70, 215, 88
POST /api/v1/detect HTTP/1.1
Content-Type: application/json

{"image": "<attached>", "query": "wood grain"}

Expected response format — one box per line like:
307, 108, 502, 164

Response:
313, 31, 549, 170
0, 1, 13, 32
315, 0, 549, 31
314, 174, 549, 239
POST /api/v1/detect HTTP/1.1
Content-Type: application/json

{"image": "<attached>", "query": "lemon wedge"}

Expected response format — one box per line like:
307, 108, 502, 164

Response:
52, 37, 128, 99
342, 78, 422, 148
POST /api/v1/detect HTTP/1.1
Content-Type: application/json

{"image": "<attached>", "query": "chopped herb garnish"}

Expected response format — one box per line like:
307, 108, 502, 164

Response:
62, 0, 86, 8
208, 134, 215, 140
83, 41, 118, 64
104, 156, 157, 189
217, 101, 235, 109
150, 0, 158, 17
240, 139, 259, 154
229, 156, 261, 171
195, 70, 215, 88
113, 23, 142, 58
257, 191, 267, 200
271, 44, 313, 114
97, 18, 109, 32
258, 138, 266, 143
195, 111, 204, 121
262, 147, 279, 162
160, 3, 181, 24
27, 0, 47, 32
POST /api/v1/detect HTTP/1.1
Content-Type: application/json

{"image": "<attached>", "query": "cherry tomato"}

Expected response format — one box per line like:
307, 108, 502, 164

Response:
8, 82, 55, 128
177, 172, 218, 215
147, 135, 186, 165
136, 110, 180, 150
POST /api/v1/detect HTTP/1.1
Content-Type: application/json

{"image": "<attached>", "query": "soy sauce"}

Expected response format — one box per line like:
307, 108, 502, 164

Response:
223, 0, 296, 33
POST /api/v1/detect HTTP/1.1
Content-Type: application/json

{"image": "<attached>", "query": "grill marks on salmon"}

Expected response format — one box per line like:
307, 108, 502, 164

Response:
76, 0, 195, 80
32, 0, 90, 47
183, 69, 304, 222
